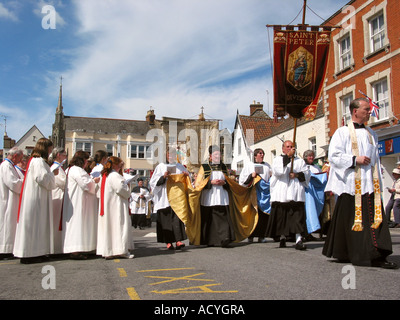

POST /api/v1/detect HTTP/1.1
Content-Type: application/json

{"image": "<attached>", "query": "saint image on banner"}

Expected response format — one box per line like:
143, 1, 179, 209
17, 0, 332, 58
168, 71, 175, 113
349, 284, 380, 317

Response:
287, 47, 313, 90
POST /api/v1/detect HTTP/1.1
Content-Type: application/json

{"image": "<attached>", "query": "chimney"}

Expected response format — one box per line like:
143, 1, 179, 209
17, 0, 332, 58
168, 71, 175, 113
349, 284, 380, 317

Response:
146, 107, 155, 125
3, 134, 16, 149
249, 101, 263, 116
199, 106, 205, 121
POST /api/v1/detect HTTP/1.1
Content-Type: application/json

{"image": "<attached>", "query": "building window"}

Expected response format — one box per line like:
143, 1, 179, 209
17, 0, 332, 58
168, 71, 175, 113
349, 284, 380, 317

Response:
138, 146, 145, 159
146, 145, 152, 158
309, 137, 317, 154
341, 93, 353, 126
130, 144, 151, 159
369, 13, 385, 53
106, 144, 113, 156
130, 169, 148, 178
333, 28, 354, 75
75, 142, 92, 154
130, 145, 137, 158
372, 78, 389, 120
339, 35, 351, 70
237, 137, 242, 156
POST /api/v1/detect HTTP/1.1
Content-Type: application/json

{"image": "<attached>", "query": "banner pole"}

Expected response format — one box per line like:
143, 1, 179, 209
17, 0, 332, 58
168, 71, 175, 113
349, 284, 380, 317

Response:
302, 0, 307, 25
290, 118, 297, 173
290, 0, 306, 173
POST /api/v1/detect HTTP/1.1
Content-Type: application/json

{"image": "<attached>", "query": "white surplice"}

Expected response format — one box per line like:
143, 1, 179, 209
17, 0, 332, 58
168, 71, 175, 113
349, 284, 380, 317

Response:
62, 166, 97, 253
50, 162, 66, 254
200, 170, 229, 206
13, 157, 56, 258
96, 171, 132, 257
130, 188, 151, 215
270, 155, 310, 203
325, 126, 381, 196
238, 162, 271, 186
149, 162, 189, 212
0, 159, 23, 253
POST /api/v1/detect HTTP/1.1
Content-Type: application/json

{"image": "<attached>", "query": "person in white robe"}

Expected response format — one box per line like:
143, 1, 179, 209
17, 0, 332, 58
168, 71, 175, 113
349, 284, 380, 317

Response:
130, 178, 151, 229
149, 148, 188, 250
239, 148, 271, 243
90, 150, 108, 179
49, 147, 67, 255
322, 98, 395, 268
90, 150, 108, 236
0, 147, 23, 259
194, 145, 236, 247
62, 151, 99, 259
97, 156, 133, 259
13, 138, 57, 264
15, 154, 28, 179
266, 140, 310, 250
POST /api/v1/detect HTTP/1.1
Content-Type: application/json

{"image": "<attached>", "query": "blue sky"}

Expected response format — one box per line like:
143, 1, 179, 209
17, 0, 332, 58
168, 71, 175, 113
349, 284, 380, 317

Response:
0, 0, 350, 149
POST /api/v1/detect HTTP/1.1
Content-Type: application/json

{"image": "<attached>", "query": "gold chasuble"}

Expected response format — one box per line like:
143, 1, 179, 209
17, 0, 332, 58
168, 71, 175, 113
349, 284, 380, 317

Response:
166, 166, 259, 245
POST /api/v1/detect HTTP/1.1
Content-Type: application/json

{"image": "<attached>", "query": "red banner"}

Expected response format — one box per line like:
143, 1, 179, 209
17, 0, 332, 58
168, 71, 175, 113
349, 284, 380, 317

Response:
273, 28, 331, 120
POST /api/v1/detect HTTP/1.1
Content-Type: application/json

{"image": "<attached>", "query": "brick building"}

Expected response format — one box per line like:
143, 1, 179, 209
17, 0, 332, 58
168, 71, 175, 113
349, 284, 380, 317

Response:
322, 0, 400, 205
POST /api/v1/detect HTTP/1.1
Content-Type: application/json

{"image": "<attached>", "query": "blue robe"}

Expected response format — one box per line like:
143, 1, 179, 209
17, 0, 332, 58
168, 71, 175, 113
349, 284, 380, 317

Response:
305, 172, 328, 233
256, 179, 271, 214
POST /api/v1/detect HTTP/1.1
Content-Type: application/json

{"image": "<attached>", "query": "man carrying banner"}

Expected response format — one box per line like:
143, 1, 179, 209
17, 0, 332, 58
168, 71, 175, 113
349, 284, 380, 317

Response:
322, 98, 396, 269
266, 140, 310, 250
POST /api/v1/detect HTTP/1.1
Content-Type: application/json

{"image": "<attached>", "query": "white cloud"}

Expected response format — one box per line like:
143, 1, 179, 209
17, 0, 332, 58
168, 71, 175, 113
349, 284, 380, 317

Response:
0, 2, 18, 21
54, 0, 347, 132
60, 0, 273, 124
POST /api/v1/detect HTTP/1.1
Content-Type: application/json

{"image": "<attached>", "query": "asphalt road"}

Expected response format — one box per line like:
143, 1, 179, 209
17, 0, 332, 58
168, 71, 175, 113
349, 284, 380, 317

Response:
1, 224, 399, 305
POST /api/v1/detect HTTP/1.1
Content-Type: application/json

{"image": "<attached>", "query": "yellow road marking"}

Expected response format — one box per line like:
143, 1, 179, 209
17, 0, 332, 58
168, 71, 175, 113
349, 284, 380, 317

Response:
117, 268, 127, 277
126, 287, 141, 300
152, 283, 238, 295
137, 267, 238, 296
0, 261, 18, 266
145, 273, 214, 286
136, 267, 195, 272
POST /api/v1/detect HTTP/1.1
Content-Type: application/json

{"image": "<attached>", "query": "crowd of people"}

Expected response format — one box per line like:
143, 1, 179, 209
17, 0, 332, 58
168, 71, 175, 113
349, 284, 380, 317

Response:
0, 141, 134, 263
0, 98, 398, 269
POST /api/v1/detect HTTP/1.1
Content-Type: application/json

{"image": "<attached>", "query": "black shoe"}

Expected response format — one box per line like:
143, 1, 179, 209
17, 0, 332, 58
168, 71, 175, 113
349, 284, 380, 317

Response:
69, 253, 87, 260
295, 241, 307, 250
304, 234, 319, 242
176, 241, 185, 250
371, 260, 398, 269
20, 257, 43, 264
279, 238, 286, 248
221, 238, 231, 248
0, 253, 14, 260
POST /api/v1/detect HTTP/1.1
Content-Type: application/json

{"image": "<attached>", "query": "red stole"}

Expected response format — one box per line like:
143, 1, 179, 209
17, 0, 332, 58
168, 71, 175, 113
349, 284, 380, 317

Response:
100, 173, 107, 216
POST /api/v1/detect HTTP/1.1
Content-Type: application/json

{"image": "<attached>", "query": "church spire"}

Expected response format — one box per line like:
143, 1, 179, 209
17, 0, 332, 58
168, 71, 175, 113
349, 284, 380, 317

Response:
56, 76, 63, 113
52, 76, 65, 148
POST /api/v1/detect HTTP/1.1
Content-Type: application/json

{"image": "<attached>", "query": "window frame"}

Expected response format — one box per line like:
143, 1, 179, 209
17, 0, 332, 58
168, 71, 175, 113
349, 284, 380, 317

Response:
372, 78, 389, 121
129, 143, 152, 159
369, 13, 385, 53
339, 35, 351, 70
